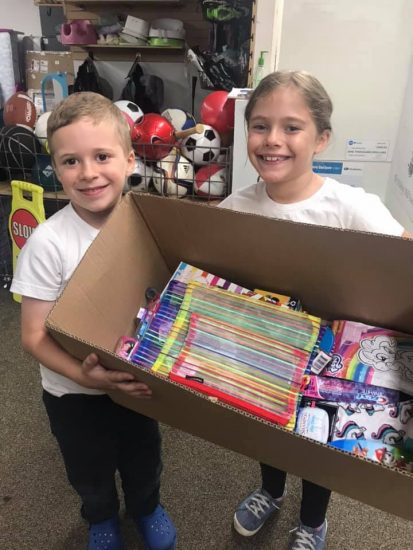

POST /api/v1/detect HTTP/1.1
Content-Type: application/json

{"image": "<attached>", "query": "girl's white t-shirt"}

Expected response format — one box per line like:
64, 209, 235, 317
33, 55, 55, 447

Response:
219, 178, 404, 236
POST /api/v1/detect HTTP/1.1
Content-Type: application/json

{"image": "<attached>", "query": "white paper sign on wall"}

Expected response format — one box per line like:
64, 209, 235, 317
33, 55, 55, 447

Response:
345, 139, 390, 161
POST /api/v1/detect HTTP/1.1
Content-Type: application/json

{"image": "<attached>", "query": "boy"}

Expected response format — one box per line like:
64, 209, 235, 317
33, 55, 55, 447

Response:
10, 92, 176, 550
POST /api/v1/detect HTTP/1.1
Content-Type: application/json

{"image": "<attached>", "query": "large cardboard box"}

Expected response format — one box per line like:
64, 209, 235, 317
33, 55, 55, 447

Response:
25, 50, 75, 91
47, 192, 413, 521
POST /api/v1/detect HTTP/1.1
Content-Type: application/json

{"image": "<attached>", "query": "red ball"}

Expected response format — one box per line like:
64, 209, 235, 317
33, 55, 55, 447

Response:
195, 164, 226, 198
131, 113, 175, 161
200, 91, 234, 135
4, 93, 37, 129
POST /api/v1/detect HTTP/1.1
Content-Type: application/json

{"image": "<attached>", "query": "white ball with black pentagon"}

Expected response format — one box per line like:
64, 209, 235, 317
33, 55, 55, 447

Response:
152, 149, 194, 197
34, 111, 52, 152
0, 125, 42, 178
181, 124, 221, 166
161, 108, 196, 131
128, 157, 154, 191
114, 100, 144, 132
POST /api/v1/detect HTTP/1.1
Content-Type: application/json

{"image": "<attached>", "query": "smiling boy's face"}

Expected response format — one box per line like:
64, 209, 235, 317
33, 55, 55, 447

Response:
52, 116, 135, 228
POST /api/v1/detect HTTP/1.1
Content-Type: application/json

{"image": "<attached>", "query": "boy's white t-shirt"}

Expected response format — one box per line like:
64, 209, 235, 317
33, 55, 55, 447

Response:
219, 177, 404, 236
10, 202, 104, 397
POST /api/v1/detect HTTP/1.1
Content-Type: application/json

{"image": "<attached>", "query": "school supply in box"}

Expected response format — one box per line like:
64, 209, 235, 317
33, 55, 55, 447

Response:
169, 262, 301, 309
127, 261, 301, 368
331, 399, 413, 447
122, 262, 321, 428
295, 406, 330, 443
322, 320, 413, 395
128, 261, 301, 367
329, 439, 413, 473
303, 375, 400, 405
166, 283, 320, 427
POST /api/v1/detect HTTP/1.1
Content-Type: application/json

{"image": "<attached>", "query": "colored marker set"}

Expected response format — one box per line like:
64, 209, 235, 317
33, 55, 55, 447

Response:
116, 263, 323, 428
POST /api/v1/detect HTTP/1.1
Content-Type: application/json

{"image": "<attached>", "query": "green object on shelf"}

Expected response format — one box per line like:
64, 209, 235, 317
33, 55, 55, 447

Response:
147, 37, 184, 48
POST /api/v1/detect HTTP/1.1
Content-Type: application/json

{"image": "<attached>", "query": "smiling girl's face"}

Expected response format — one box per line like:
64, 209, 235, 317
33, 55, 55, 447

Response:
247, 85, 330, 202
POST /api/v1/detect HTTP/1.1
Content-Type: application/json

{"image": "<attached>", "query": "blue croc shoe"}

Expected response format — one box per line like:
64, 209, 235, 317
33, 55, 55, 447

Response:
88, 516, 124, 550
135, 504, 177, 550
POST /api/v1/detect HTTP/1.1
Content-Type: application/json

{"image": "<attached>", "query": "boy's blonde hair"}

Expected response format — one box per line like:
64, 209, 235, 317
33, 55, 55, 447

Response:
245, 70, 333, 135
47, 92, 132, 156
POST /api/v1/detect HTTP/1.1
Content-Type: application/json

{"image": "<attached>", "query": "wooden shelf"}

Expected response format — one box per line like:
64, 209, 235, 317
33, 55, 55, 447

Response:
73, 43, 184, 49
34, 1, 63, 6
0, 182, 68, 201
65, 0, 182, 4
70, 44, 186, 62
63, 0, 209, 61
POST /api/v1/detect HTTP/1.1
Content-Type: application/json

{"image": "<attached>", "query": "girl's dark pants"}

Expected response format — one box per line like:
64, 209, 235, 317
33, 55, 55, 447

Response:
261, 462, 331, 527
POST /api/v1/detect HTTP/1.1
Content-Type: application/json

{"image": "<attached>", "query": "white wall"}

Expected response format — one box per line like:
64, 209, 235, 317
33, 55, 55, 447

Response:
386, 53, 413, 232
274, 0, 413, 202
2, 0, 41, 37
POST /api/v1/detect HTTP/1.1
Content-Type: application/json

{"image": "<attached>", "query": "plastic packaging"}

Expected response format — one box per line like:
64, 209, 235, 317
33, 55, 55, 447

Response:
296, 406, 330, 443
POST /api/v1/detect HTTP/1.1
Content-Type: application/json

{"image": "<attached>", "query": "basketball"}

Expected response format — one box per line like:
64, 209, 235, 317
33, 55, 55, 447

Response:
0, 125, 42, 177
31, 154, 62, 192
4, 93, 37, 129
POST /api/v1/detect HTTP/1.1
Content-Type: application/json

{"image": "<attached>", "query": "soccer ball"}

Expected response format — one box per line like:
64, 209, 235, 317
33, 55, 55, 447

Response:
132, 113, 175, 161
181, 125, 221, 166
114, 100, 144, 132
127, 157, 154, 191
161, 108, 196, 131
152, 149, 194, 197
194, 164, 227, 198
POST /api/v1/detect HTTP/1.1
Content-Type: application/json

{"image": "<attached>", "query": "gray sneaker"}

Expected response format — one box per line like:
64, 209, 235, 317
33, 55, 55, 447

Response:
290, 519, 328, 550
233, 488, 284, 537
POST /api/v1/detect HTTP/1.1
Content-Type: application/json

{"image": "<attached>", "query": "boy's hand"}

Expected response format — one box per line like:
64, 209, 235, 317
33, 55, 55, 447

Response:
81, 353, 152, 398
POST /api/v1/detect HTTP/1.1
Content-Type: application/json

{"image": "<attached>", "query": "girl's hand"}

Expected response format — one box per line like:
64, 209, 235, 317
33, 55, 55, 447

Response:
81, 353, 152, 398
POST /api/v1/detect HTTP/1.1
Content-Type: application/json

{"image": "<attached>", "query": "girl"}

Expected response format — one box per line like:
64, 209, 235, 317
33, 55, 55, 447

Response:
220, 70, 411, 550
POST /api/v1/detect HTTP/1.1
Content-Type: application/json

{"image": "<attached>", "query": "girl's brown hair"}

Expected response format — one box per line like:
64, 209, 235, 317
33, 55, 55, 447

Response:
245, 70, 333, 135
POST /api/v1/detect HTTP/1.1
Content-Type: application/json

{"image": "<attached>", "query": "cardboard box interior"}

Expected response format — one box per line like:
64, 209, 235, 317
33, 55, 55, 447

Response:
47, 192, 413, 521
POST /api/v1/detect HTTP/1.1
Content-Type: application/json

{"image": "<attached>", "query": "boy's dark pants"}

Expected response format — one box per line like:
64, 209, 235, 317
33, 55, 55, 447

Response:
43, 391, 161, 524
